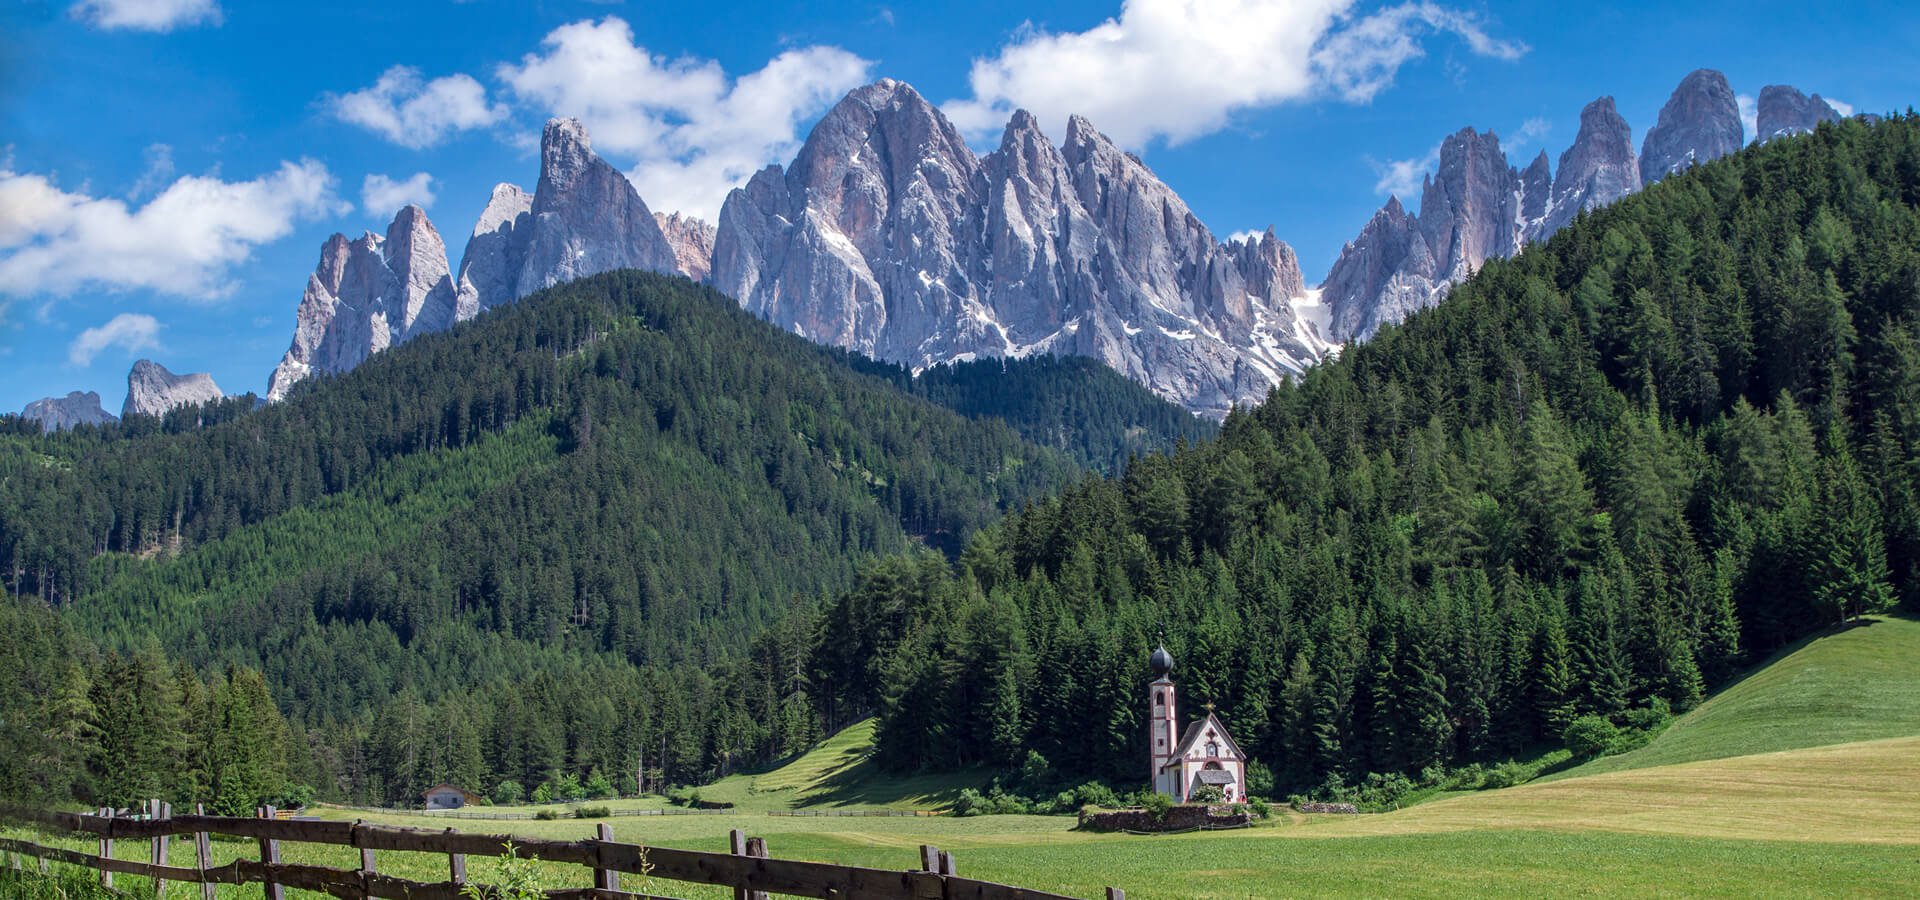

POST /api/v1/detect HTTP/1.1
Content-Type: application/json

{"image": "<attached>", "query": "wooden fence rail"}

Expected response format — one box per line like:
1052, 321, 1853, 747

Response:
0, 804, 1115, 900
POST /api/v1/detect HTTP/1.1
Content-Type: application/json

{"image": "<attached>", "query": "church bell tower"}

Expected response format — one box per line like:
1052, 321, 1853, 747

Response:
1147, 644, 1178, 797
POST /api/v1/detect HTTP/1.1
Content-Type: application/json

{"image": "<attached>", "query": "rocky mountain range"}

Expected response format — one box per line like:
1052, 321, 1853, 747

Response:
267, 118, 701, 401
124, 359, 224, 419
247, 69, 1853, 417
20, 391, 116, 432
1321, 68, 1853, 344
713, 81, 1325, 417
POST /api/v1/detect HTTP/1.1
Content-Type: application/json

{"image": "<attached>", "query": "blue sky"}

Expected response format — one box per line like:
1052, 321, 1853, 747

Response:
3, 0, 1917, 414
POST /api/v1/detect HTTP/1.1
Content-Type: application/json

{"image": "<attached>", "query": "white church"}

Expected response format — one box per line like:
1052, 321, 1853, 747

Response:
1147, 644, 1248, 802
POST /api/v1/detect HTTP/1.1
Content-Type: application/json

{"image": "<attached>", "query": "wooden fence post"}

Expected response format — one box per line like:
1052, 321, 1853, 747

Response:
150, 799, 171, 899
594, 823, 619, 893
744, 836, 769, 900
355, 819, 377, 899
445, 827, 466, 887
918, 844, 939, 873
257, 806, 284, 900
937, 850, 955, 877
194, 804, 214, 900
97, 807, 112, 889
1106, 889, 1126, 900
730, 829, 748, 900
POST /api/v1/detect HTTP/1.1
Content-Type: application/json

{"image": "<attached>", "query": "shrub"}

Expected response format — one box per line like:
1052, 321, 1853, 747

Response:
552, 772, 586, 802
1245, 760, 1275, 799
1564, 715, 1623, 758
1070, 781, 1120, 809
530, 781, 554, 805
493, 780, 525, 806
1140, 791, 1172, 821
533, 809, 559, 821
1190, 784, 1225, 804
571, 805, 610, 819
1247, 797, 1272, 819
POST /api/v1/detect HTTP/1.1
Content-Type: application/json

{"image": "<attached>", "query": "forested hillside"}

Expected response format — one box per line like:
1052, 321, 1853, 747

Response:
812, 113, 1920, 789
0, 271, 1202, 808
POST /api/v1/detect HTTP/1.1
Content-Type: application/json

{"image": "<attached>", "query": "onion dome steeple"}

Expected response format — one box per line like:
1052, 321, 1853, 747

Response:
1149, 644, 1174, 678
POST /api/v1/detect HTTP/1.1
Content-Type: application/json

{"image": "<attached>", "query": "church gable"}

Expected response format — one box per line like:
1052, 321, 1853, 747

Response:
1170, 711, 1245, 762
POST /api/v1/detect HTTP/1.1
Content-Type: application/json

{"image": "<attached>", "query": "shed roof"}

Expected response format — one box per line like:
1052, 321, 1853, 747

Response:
1195, 769, 1237, 786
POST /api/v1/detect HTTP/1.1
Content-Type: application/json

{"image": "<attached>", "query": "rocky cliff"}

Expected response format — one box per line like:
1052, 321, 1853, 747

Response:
266, 205, 457, 402
21, 391, 116, 432
124, 359, 223, 418
1640, 68, 1745, 182
272, 118, 699, 401
1756, 85, 1843, 142
712, 80, 1324, 417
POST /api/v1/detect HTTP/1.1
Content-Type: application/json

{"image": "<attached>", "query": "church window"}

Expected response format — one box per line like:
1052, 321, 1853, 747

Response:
1206, 741, 1219, 757
1155, 691, 1165, 706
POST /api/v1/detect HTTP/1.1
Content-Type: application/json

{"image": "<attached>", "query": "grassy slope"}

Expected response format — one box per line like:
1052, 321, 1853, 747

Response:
1549, 614, 1920, 781
695, 719, 985, 811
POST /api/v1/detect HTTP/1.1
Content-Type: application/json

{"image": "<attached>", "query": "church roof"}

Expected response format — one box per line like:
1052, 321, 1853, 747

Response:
1168, 710, 1246, 762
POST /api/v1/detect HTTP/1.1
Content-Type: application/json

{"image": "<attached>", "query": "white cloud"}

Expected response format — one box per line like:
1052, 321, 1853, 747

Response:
362, 172, 437, 214
1737, 94, 1758, 142
1226, 230, 1262, 245
498, 16, 872, 221
1508, 116, 1551, 150
1825, 97, 1854, 117
68, 312, 161, 366
943, 0, 1523, 149
0, 160, 346, 300
331, 67, 508, 149
127, 143, 175, 200
1369, 143, 1440, 200
70, 0, 220, 31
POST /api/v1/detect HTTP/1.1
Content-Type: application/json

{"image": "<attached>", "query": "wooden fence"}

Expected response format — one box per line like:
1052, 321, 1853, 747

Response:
0, 804, 1124, 900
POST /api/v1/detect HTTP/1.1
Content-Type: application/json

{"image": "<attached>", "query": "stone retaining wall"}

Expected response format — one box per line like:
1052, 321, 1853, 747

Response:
1077, 804, 1252, 832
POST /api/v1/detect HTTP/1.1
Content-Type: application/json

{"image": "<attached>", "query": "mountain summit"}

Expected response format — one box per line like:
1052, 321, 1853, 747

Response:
712, 80, 1326, 417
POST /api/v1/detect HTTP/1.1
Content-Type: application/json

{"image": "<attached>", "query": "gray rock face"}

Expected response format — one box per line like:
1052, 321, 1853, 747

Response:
712, 80, 1323, 417
125, 359, 223, 418
1532, 97, 1640, 240
449, 119, 690, 315
1756, 85, 1842, 142
452, 183, 533, 320
1324, 127, 1540, 342
21, 391, 116, 432
655, 212, 716, 283
266, 205, 456, 402
1640, 69, 1744, 183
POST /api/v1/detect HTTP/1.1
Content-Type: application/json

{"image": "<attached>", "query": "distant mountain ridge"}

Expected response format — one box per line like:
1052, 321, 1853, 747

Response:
245, 69, 1857, 415
1322, 69, 1855, 342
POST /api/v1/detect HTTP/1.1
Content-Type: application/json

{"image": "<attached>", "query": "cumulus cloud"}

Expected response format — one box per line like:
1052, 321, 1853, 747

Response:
1737, 94, 1758, 142
362, 172, 436, 214
498, 16, 872, 221
0, 160, 346, 300
68, 312, 161, 366
70, 0, 220, 31
332, 67, 508, 149
1370, 143, 1439, 200
944, 0, 1523, 149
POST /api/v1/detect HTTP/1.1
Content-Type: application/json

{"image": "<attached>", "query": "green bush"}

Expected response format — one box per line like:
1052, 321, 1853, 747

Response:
530, 781, 554, 805
1247, 797, 1272, 819
551, 772, 586, 802
493, 780, 525, 805
1564, 715, 1623, 758
1190, 784, 1225, 803
571, 805, 610, 819
533, 809, 559, 821
1141, 791, 1172, 821
584, 770, 616, 800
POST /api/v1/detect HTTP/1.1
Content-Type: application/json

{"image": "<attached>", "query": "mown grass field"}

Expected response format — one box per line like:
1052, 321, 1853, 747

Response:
10, 615, 1920, 897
